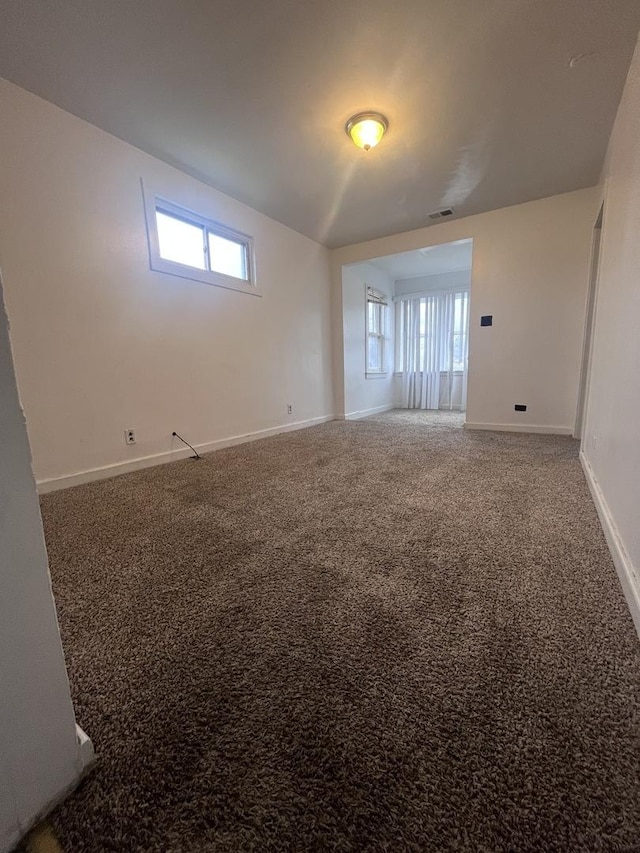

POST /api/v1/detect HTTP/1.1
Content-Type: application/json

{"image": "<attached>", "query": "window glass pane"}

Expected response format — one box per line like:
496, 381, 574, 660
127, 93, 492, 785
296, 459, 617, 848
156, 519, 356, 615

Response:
395, 305, 404, 372
208, 232, 247, 280
454, 295, 463, 333
368, 302, 382, 335
156, 211, 206, 270
368, 335, 382, 371
453, 332, 466, 370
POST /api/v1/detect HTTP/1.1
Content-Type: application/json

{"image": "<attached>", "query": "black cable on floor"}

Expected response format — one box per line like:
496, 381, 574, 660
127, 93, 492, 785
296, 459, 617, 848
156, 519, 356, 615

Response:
172, 431, 201, 460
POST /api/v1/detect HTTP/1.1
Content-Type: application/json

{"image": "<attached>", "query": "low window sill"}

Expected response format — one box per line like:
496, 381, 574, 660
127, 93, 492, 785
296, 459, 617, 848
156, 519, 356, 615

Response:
366, 372, 388, 379
150, 256, 261, 296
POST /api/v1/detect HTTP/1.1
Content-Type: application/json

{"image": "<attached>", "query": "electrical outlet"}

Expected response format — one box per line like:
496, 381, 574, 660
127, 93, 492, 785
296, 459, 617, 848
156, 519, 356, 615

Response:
124, 428, 136, 445
287, 404, 293, 414
514, 404, 527, 412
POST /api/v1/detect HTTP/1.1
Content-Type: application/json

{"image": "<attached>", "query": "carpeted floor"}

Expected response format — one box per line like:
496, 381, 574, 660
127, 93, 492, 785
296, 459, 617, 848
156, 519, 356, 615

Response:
41, 415, 640, 852
366, 409, 465, 428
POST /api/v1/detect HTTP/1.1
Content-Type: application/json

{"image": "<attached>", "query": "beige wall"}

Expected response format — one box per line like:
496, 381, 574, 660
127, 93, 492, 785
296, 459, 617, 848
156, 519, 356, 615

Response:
0, 80, 334, 488
332, 187, 600, 431
581, 35, 640, 630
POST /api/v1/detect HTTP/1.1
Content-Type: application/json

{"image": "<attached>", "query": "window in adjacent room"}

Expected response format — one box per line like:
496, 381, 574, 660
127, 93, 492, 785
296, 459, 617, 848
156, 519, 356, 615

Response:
394, 289, 469, 374
394, 288, 470, 410
143, 185, 257, 295
451, 291, 468, 371
366, 286, 388, 376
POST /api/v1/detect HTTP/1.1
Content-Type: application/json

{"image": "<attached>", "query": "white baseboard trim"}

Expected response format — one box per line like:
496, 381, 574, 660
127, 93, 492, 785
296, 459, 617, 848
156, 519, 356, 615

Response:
464, 422, 573, 435
337, 404, 395, 421
76, 724, 95, 773
37, 414, 335, 494
580, 451, 640, 638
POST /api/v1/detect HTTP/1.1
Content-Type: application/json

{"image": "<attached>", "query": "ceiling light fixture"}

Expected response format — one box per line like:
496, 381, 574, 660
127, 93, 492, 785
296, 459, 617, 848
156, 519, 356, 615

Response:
345, 112, 388, 151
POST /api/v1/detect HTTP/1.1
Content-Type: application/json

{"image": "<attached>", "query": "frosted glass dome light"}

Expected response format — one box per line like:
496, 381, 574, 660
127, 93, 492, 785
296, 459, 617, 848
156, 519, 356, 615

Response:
345, 112, 388, 151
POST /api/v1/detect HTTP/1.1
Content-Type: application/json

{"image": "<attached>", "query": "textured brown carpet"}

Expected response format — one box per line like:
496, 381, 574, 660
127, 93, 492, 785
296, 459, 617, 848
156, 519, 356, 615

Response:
41, 415, 640, 852
367, 409, 465, 428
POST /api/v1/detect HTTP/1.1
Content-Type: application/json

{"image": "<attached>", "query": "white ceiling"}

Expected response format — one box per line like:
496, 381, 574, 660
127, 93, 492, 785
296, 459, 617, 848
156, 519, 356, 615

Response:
0, 1, 638, 248
368, 239, 473, 280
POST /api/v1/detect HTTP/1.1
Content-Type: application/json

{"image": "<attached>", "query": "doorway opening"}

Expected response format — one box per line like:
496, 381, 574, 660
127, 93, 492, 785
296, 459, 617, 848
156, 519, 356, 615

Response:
340, 238, 473, 424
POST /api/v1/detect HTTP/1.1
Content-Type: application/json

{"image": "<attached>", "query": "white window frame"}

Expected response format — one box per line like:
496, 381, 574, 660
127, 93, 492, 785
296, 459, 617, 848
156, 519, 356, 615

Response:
142, 182, 258, 296
365, 285, 388, 378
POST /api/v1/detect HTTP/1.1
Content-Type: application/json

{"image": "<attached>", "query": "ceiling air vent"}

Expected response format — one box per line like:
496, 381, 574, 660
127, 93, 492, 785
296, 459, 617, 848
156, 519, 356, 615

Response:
428, 208, 455, 220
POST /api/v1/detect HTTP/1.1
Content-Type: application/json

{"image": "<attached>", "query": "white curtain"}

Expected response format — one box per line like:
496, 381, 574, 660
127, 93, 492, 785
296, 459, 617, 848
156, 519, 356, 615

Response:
399, 290, 470, 410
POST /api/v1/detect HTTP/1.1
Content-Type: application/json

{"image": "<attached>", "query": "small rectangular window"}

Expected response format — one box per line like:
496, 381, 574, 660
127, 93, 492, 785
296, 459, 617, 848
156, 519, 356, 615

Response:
143, 184, 257, 296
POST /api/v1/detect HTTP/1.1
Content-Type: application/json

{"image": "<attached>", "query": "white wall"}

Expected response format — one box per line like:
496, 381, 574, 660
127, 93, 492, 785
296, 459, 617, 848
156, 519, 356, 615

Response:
0, 274, 83, 853
342, 262, 394, 418
0, 80, 334, 489
332, 187, 600, 432
581, 34, 640, 632
394, 268, 471, 298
